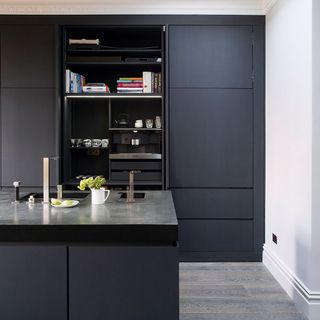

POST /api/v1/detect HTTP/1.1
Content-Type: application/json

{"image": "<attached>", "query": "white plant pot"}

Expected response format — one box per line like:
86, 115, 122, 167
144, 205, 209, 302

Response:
91, 188, 110, 205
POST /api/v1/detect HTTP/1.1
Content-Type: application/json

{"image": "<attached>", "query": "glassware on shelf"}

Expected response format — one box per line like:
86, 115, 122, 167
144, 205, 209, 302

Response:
155, 116, 161, 129
145, 119, 154, 128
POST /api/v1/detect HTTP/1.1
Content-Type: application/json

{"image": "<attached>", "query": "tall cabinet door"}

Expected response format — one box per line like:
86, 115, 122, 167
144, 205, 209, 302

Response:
169, 26, 253, 88
168, 25, 263, 261
0, 25, 57, 187
1, 88, 57, 186
169, 88, 253, 188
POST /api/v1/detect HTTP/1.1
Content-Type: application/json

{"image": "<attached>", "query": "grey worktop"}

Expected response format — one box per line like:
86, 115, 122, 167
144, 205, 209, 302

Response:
0, 191, 178, 242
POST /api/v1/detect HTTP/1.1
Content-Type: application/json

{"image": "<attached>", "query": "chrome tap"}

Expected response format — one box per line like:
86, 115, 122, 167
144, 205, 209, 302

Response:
127, 170, 140, 203
42, 157, 58, 204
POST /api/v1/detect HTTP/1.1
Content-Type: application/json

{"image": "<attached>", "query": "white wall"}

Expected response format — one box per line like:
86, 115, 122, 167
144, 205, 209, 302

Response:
265, 0, 320, 318
311, 0, 320, 292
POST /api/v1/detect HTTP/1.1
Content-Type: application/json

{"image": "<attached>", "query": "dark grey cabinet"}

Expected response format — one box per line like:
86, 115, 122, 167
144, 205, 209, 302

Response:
0, 25, 55, 88
172, 189, 253, 219
0, 24, 58, 186
169, 88, 253, 188
169, 26, 253, 88
168, 24, 264, 261
69, 246, 178, 320
0, 24, 57, 187
179, 220, 253, 252
0, 246, 67, 320
1, 88, 57, 186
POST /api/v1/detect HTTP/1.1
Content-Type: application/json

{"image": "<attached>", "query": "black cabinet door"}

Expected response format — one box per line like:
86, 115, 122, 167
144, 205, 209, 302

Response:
0, 25, 55, 88
169, 26, 253, 88
169, 88, 253, 187
69, 246, 178, 320
172, 189, 253, 219
1, 88, 57, 186
178, 220, 253, 252
0, 246, 67, 320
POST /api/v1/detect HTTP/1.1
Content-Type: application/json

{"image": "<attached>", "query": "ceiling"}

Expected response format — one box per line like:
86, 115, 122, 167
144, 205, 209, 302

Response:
0, 0, 278, 15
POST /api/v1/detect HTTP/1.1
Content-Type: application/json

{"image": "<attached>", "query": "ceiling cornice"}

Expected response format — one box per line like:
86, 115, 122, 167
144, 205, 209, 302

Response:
262, 0, 279, 13
0, 1, 266, 15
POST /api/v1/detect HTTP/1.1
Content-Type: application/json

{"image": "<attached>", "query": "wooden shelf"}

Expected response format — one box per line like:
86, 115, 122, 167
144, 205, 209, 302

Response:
109, 153, 162, 160
65, 93, 163, 99
67, 49, 162, 54
66, 61, 161, 66
107, 180, 163, 186
109, 128, 161, 131
70, 147, 109, 150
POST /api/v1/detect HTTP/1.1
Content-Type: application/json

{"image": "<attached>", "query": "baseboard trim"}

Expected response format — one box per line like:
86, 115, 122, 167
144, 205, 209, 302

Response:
180, 251, 262, 262
263, 245, 320, 320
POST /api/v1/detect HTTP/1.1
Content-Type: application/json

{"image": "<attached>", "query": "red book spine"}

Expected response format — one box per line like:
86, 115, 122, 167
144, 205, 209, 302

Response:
117, 83, 143, 87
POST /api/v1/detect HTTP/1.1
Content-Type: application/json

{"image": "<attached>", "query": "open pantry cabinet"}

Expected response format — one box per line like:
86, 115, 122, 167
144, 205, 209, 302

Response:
61, 25, 165, 190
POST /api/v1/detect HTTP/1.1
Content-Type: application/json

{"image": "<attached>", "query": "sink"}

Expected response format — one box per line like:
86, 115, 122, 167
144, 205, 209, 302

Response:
20, 192, 90, 202
119, 192, 145, 199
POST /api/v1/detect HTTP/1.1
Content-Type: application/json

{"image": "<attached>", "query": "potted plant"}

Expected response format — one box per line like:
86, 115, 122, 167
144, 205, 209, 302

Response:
78, 176, 110, 205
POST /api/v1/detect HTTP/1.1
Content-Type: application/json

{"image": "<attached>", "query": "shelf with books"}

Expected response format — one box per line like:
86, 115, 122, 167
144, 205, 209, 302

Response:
65, 93, 163, 99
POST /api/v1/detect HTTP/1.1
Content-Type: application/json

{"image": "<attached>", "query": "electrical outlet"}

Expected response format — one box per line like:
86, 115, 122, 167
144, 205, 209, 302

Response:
272, 233, 278, 244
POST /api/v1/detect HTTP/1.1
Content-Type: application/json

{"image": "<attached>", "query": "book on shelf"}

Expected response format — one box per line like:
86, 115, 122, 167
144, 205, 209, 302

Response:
117, 82, 143, 88
143, 71, 162, 94
83, 83, 110, 93
66, 69, 86, 93
119, 77, 143, 81
116, 77, 143, 93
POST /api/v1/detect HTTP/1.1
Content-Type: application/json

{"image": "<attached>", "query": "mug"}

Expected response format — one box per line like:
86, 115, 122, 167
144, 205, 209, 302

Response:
145, 119, 154, 128
70, 138, 76, 147
101, 139, 109, 148
91, 188, 110, 205
83, 139, 92, 148
155, 116, 161, 129
134, 120, 143, 128
76, 139, 83, 147
92, 139, 102, 147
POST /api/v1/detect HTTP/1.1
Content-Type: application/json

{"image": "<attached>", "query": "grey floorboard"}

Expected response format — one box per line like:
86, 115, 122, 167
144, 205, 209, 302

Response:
180, 263, 306, 320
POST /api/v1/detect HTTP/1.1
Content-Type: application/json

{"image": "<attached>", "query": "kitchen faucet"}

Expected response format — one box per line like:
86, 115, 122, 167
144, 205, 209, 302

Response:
42, 157, 59, 204
127, 170, 140, 203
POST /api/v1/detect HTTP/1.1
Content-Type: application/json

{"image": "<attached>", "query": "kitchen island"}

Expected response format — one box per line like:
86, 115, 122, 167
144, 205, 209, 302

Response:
0, 191, 178, 320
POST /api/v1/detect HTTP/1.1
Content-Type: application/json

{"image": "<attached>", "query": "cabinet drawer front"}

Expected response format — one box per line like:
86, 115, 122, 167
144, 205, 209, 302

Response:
169, 89, 253, 188
172, 189, 253, 219
111, 171, 161, 181
169, 26, 253, 88
179, 220, 253, 252
111, 160, 162, 171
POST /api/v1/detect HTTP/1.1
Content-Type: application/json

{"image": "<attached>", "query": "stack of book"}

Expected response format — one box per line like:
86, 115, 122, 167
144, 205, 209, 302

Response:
116, 77, 143, 94
142, 71, 162, 93
66, 69, 86, 93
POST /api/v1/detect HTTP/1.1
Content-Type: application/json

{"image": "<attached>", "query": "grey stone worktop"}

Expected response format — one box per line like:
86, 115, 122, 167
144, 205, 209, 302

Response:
0, 191, 177, 226
0, 191, 178, 242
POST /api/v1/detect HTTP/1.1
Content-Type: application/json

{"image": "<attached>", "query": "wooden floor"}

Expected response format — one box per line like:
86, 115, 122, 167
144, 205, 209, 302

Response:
180, 263, 306, 320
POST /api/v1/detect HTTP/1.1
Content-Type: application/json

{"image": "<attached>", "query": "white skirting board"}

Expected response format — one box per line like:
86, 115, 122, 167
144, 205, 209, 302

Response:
263, 245, 320, 320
